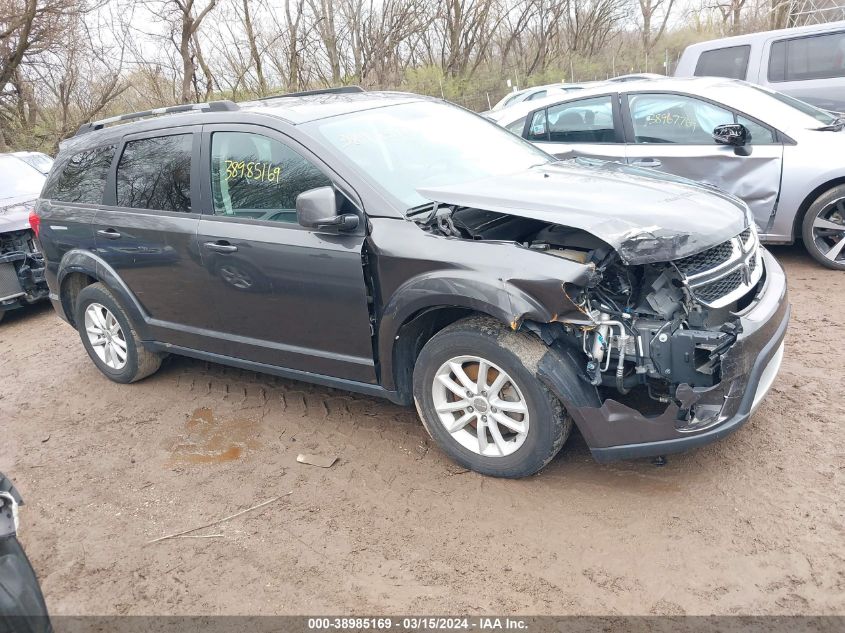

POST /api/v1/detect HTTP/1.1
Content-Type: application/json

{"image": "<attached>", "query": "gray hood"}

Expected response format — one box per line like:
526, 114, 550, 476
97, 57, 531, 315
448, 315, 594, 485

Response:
0, 194, 37, 233
418, 160, 750, 265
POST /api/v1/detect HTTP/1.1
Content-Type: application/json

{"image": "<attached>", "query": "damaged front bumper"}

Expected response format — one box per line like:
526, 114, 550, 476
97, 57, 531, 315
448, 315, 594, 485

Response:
568, 249, 790, 463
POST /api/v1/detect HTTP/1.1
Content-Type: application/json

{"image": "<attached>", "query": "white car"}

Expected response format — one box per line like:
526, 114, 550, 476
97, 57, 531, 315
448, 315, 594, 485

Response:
11, 151, 53, 176
493, 77, 845, 269
487, 83, 585, 112
0, 153, 49, 321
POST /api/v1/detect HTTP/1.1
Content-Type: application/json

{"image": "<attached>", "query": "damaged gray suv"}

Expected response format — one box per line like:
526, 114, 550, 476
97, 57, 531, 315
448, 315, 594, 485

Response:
34, 88, 790, 477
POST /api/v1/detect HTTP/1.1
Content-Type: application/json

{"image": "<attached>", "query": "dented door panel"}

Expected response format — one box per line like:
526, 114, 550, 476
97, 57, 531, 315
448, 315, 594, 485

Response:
623, 143, 784, 234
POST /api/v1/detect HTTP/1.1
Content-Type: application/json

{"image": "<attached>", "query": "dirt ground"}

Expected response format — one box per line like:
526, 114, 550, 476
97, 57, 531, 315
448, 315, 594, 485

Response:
1, 244, 843, 616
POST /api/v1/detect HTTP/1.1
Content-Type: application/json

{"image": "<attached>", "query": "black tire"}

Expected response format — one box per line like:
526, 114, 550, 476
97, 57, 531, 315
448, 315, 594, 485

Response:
801, 184, 845, 271
74, 282, 162, 383
413, 315, 571, 478
0, 535, 52, 633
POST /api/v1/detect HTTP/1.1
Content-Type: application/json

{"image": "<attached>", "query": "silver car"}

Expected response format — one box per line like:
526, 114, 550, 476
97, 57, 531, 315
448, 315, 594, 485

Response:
493, 76, 845, 270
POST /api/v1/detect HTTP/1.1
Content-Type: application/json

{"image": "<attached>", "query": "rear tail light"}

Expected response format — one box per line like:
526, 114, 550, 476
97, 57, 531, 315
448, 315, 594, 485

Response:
28, 209, 41, 238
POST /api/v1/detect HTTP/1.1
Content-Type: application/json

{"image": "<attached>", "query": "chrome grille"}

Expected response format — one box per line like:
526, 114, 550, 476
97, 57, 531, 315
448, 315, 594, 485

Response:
694, 270, 744, 303
0, 263, 23, 301
675, 240, 734, 276
672, 227, 763, 309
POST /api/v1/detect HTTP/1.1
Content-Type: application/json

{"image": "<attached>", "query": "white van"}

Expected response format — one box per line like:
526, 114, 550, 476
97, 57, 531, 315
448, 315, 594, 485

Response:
675, 21, 845, 112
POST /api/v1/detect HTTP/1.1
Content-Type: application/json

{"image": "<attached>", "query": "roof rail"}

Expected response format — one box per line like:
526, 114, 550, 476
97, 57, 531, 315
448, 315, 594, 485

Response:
75, 100, 240, 136
258, 86, 364, 101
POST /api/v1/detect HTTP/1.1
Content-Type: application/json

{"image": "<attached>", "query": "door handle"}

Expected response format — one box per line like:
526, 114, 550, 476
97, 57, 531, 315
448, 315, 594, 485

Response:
97, 229, 121, 240
629, 158, 662, 168
203, 241, 238, 253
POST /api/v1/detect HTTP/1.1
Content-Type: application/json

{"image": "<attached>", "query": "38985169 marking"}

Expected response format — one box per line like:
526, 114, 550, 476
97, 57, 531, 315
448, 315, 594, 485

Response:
307, 618, 394, 630
225, 159, 282, 183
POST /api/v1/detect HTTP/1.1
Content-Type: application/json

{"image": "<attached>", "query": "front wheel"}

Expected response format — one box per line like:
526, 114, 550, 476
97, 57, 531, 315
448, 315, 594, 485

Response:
802, 185, 845, 270
413, 316, 571, 478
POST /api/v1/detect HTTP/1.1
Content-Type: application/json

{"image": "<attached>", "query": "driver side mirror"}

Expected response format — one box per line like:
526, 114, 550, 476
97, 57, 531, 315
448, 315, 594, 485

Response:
296, 186, 359, 232
713, 123, 752, 156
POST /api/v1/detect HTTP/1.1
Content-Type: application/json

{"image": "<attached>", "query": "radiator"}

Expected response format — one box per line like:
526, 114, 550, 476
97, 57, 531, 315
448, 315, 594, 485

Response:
0, 263, 24, 302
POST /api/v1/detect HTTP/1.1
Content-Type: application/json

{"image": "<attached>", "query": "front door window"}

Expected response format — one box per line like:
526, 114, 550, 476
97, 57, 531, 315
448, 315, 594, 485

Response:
210, 131, 331, 224
629, 94, 735, 145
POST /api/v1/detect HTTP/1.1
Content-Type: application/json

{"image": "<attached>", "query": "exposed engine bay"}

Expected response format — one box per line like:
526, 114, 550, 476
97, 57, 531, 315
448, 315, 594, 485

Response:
416, 205, 765, 416
0, 228, 48, 315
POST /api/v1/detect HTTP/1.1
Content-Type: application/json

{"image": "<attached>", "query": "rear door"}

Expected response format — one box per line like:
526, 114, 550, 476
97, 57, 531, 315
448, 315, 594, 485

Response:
95, 126, 223, 352
523, 94, 627, 162
621, 91, 784, 232
196, 124, 376, 384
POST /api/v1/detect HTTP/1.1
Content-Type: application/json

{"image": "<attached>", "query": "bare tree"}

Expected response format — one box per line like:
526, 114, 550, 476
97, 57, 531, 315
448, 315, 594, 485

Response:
306, 0, 343, 85
0, 0, 82, 148
638, 0, 676, 57
156, 0, 219, 103
239, 0, 267, 94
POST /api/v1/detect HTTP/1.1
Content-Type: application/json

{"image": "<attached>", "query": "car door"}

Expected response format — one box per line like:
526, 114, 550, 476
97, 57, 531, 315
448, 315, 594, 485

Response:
196, 124, 376, 384
622, 91, 784, 232
523, 94, 627, 162
95, 127, 223, 352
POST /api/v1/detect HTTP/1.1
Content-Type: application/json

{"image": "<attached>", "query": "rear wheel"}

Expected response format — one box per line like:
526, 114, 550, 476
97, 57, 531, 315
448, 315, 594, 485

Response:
413, 316, 571, 478
802, 185, 845, 270
74, 283, 162, 383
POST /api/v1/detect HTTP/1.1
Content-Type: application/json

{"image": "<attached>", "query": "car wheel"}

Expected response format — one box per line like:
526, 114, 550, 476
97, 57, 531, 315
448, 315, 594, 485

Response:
74, 282, 162, 383
413, 315, 571, 478
802, 185, 845, 270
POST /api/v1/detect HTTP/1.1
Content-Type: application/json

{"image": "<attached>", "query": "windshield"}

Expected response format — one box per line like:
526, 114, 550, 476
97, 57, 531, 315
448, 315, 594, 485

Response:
308, 101, 552, 209
16, 152, 53, 175
0, 155, 46, 200
748, 85, 838, 125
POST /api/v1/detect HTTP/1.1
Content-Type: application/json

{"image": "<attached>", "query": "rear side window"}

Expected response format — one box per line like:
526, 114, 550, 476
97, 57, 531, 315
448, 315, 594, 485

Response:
43, 145, 115, 204
546, 96, 615, 143
768, 31, 845, 82
116, 134, 192, 212
210, 131, 331, 223
694, 45, 751, 79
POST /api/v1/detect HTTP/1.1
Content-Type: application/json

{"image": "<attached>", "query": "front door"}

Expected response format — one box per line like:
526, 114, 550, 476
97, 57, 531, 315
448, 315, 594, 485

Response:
95, 127, 223, 352
196, 125, 376, 384
622, 92, 784, 233
526, 94, 628, 162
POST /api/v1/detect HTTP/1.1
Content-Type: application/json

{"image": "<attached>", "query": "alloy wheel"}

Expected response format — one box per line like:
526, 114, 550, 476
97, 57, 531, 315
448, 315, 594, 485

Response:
431, 355, 529, 457
84, 303, 128, 369
811, 198, 845, 265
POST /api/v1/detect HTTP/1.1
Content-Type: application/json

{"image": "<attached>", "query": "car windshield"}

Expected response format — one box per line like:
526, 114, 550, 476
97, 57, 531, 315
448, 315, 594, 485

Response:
0, 155, 46, 200
16, 152, 53, 175
308, 101, 553, 209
